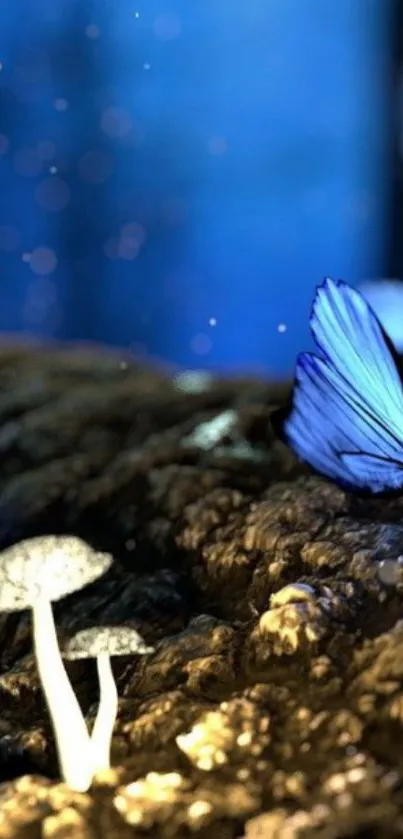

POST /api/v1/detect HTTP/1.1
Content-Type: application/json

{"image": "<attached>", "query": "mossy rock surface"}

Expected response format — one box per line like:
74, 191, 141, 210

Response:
0, 342, 402, 839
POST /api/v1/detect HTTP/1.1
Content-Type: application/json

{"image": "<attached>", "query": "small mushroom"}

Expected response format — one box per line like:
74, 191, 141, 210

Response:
0, 534, 113, 791
63, 626, 154, 775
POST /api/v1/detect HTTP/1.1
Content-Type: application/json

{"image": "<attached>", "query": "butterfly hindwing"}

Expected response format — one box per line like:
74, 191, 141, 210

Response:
340, 452, 403, 493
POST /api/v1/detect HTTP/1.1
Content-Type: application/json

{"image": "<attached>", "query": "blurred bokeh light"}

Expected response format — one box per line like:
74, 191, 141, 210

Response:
0, 0, 396, 375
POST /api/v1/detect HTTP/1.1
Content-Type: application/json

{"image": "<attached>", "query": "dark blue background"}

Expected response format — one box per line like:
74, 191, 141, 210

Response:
0, 1, 392, 376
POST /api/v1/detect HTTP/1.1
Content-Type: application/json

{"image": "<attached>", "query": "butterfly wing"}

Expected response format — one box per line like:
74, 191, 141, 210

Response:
284, 279, 403, 492
311, 279, 403, 435
340, 453, 403, 493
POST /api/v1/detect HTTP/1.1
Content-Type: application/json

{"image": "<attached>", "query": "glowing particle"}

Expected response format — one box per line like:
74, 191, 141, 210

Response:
187, 800, 212, 826
277, 323, 287, 333
209, 317, 217, 327
101, 107, 132, 139
191, 333, 212, 356
207, 136, 227, 156
54, 97, 69, 111
23, 277, 58, 325
49, 165, 57, 174
29, 246, 58, 276
35, 177, 70, 212
143, 62, 151, 70
85, 24, 101, 39
0, 134, 9, 155
117, 239, 139, 261
120, 222, 146, 247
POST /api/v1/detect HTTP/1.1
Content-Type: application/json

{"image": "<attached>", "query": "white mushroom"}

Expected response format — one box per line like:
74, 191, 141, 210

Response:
0, 534, 113, 791
63, 626, 154, 775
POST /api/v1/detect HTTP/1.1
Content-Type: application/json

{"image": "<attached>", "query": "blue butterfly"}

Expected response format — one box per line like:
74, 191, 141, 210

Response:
281, 278, 403, 493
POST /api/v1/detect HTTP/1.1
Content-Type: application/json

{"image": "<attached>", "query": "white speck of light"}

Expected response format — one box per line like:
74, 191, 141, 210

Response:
209, 318, 217, 327
134, 12, 140, 19
143, 62, 151, 70
277, 323, 287, 333
0, 62, 3, 72
49, 165, 57, 174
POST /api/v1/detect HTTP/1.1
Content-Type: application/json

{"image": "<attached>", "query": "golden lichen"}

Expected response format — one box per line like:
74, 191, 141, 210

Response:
176, 698, 270, 771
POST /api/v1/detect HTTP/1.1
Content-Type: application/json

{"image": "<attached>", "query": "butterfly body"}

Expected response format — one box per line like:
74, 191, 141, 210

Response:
281, 278, 403, 493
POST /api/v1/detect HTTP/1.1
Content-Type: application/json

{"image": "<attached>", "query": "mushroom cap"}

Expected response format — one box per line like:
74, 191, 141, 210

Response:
0, 535, 113, 611
63, 626, 154, 659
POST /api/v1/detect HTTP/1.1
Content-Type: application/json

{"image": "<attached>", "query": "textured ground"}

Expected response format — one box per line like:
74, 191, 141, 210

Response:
0, 342, 403, 838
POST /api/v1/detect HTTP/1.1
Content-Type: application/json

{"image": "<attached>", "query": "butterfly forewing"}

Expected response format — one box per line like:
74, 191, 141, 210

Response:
311, 279, 403, 435
284, 278, 403, 492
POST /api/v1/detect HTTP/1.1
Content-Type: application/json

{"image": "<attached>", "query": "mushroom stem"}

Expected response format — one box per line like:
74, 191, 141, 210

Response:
90, 652, 118, 773
32, 597, 93, 791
